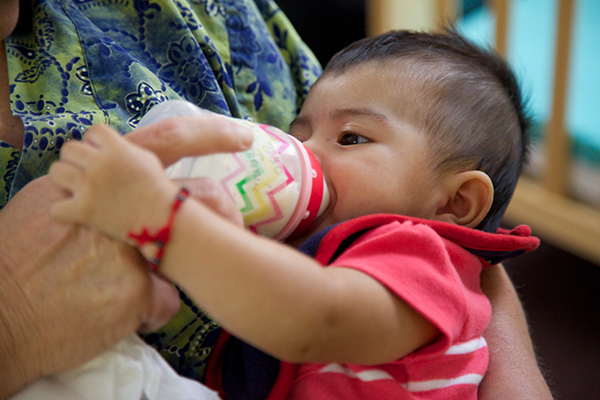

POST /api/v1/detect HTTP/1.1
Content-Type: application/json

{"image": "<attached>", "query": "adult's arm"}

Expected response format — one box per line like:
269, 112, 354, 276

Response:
479, 264, 553, 399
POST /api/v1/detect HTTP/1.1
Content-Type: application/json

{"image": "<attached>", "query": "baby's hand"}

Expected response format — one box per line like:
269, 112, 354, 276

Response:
49, 125, 178, 242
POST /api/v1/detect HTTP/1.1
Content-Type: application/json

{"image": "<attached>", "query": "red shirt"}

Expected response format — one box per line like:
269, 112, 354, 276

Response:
206, 214, 539, 400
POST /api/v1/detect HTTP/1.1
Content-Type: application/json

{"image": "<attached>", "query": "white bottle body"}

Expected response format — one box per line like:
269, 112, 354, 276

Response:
139, 100, 329, 240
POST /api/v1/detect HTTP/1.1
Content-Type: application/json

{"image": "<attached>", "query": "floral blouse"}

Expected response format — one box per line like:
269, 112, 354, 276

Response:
2, 0, 321, 380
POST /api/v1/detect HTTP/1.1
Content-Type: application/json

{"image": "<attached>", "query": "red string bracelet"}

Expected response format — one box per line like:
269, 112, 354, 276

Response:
127, 187, 190, 271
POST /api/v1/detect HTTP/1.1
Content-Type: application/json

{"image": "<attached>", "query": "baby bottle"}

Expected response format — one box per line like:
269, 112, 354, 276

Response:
138, 100, 329, 241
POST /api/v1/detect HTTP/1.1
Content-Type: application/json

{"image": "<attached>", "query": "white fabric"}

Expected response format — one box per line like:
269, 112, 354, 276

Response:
12, 334, 221, 400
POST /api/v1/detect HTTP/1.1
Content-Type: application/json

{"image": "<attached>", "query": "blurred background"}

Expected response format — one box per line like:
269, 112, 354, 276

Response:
276, 0, 600, 399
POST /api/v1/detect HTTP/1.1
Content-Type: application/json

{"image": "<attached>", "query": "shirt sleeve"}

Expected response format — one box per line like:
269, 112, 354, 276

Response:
328, 220, 472, 355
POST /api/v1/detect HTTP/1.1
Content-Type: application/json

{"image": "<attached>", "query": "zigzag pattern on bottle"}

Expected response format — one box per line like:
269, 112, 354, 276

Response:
218, 125, 295, 231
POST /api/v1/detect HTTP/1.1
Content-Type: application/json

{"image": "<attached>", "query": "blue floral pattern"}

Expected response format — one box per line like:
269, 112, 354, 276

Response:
2, 0, 321, 381
158, 35, 220, 104
125, 82, 168, 126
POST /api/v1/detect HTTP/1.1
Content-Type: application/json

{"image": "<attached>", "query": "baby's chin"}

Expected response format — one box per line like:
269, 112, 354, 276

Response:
284, 207, 336, 249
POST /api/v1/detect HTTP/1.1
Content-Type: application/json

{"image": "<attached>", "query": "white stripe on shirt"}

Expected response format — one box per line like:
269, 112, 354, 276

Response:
318, 363, 484, 392
402, 373, 484, 392
444, 336, 488, 355
318, 364, 394, 382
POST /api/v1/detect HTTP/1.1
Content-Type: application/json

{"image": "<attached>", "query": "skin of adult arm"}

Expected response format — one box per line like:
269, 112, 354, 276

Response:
478, 264, 554, 400
48, 125, 440, 367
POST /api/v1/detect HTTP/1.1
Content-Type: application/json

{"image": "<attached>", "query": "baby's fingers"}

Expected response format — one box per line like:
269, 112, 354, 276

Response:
48, 162, 92, 224
83, 124, 123, 148
49, 195, 90, 225
58, 140, 97, 169
48, 161, 84, 193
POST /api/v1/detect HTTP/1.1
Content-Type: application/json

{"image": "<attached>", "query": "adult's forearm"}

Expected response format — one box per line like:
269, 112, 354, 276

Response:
479, 264, 553, 400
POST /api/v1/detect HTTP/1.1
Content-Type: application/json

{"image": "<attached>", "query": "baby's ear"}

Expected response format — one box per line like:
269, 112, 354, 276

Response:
434, 171, 494, 228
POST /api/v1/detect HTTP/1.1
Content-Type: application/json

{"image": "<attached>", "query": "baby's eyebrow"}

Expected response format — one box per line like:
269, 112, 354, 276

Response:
289, 108, 390, 130
331, 108, 390, 124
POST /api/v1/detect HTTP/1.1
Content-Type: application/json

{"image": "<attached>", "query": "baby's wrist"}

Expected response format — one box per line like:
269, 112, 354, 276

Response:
126, 186, 190, 271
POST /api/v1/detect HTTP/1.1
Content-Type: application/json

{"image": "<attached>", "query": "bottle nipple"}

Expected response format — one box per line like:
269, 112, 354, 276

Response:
317, 179, 330, 218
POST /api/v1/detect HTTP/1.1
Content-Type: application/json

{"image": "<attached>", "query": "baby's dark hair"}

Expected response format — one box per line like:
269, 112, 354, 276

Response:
323, 30, 531, 232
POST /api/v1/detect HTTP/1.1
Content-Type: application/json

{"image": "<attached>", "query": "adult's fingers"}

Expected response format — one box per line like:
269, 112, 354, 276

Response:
175, 177, 244, 227
126, 115, 254, 167
138, 273, 181, 333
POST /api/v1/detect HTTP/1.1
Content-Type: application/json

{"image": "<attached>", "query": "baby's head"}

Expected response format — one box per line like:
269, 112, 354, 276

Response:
290, 30, 530, 237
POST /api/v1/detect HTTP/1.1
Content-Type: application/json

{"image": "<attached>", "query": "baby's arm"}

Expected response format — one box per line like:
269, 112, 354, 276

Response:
49, 125, 438, 365
159, 204, 439, 364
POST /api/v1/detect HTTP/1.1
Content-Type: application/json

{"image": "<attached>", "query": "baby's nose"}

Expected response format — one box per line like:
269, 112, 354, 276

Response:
300, 138, 321, 162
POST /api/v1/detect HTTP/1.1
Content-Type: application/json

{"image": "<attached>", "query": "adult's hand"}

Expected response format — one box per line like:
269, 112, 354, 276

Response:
126, 114, 254, 227
0, 114, 253, 399
0, 177, 180, 399
126, 115, 254, 167
479, 264, 553, 400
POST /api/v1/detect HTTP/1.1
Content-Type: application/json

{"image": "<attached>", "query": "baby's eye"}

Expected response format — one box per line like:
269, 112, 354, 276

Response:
339, 133, 369, 146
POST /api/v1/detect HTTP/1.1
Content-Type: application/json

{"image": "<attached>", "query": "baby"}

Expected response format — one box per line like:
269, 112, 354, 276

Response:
43, 30, 537, 400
